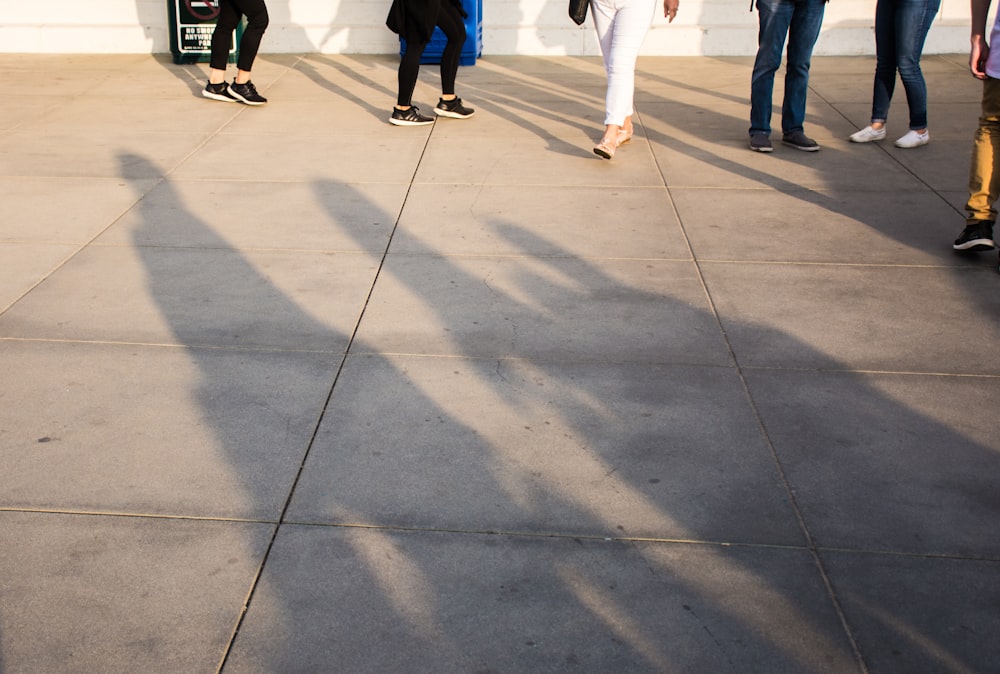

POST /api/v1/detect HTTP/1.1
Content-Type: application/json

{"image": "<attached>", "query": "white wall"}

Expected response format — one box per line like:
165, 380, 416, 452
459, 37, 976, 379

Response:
0, 0, 972, 56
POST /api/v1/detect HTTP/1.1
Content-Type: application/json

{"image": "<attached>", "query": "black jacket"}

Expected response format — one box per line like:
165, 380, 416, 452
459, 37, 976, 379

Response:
386, 0, 467, 43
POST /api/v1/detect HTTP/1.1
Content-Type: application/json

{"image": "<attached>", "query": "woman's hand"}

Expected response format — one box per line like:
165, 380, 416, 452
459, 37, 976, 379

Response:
664, 0, 679, 22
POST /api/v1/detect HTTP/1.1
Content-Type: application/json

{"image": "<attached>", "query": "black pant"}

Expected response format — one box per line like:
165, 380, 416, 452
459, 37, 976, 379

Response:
210, 0, 269, 72
397, 2, 466, 106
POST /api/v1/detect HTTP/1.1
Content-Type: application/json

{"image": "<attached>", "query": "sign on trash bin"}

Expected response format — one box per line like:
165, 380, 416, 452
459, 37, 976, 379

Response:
168, 0, 242, 64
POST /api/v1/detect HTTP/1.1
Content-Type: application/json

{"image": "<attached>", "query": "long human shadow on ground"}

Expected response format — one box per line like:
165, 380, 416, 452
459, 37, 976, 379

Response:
284, 178, 1000, 671
114, 152, 842, 669
266, 180, 861, 669
118, 152, 358, 521
114, 147, 1000, 671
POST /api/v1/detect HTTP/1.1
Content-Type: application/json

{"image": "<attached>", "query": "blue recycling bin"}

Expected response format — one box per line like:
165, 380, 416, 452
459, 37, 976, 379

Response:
399, 0, 483, 66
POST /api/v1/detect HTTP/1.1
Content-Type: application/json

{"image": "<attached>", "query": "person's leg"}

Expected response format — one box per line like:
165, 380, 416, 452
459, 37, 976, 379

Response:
750, 0, 794, 136
435, 0, 467, 97
870, 0, 897, 127
590, 0, 622, 153
780, 0, 825, 135
592, 0, 619, 138
964, 78, 1000, 233
397, 39, 428, 108
214, 0, 269, 104
431, 2, 476, 118
208, 0, 243, 81
231, 0, 269, 81
893, 0, 940, 131
592, 0, 655, 156
591, 0, 616, 75
391, 38, 435, 125
601, 0, 656, 128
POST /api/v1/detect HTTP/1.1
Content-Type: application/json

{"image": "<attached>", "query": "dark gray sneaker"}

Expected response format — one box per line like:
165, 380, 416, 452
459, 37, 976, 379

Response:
953, 221, 996, 251
782, 130, 820, 152
749, 132, 773, 153
228, 80, 267, 106
202, 81, 238, 103
390, 106, 434, 126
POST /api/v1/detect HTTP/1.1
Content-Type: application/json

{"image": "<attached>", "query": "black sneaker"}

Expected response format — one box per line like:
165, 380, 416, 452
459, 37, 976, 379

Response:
202, 81, 238, 103
390, 106, 434, 126
749, 132, 773, 153
228, 80, 267, 106
434, 97, 475, 119
782, 130, 820, 152
953, 221, 996, 251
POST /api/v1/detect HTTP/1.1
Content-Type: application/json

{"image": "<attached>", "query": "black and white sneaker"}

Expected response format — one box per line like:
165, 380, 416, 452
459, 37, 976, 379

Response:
228, 80, 267, 106
203, 81, 238, 103
390, 106, 434, 126
434, 97, 475, 119
953, 221, 996, 251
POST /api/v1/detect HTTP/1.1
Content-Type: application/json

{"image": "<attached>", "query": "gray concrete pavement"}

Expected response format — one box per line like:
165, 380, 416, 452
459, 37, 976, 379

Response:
1, 52, 999, 673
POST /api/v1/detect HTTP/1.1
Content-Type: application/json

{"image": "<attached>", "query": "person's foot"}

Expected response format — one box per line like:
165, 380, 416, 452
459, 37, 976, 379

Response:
228, 80, 267, 105
849, 125, 886, 143
782, 130, 820, 152
202, 81, 238, 103
594, 136, 618, 159
390, 106, 434, 126
895, 129, 929, 148
616, 127, 634, 145
952, 221, 996, 251
749, 132, 773, 153
434, 97, 475, 119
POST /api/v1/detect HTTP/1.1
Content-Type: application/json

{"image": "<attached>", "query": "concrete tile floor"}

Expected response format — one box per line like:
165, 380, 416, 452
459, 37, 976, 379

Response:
0, 53, 998, 673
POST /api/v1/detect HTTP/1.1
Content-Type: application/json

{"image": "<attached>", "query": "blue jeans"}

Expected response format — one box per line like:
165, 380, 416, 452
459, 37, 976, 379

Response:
872, 0, 940, 130
749, 0, 826, 136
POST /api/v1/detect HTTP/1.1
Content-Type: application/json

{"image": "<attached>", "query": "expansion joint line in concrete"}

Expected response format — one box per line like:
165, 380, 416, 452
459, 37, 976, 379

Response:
213, 121, 437, 674
643, 102, 872, 674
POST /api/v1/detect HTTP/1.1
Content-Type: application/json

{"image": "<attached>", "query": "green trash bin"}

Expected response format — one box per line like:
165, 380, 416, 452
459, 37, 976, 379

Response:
167, 0, 242, 65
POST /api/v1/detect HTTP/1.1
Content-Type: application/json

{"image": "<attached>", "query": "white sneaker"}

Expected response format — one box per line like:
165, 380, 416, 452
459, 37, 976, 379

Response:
895, 129, 929, 148
849, 125, 887, 143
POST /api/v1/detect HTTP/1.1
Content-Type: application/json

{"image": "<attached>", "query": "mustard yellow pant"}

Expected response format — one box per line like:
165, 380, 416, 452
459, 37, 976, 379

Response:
967, 77, 1000, 225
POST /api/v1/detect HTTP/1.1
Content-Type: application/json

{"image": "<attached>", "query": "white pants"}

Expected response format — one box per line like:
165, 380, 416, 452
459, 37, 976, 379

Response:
591, 0, 657, 126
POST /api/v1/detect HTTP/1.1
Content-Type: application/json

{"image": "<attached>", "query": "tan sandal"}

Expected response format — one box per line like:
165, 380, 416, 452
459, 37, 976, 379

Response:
616, 128, 633, 146
594, 137, 618, 159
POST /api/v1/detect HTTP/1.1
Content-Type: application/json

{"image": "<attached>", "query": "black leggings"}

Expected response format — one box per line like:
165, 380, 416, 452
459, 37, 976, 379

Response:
210, 0, 270, 72
397, 2, 467, 106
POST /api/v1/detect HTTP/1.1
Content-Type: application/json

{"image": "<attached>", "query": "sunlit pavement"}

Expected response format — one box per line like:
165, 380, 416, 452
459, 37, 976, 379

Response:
1, 53, 999, 673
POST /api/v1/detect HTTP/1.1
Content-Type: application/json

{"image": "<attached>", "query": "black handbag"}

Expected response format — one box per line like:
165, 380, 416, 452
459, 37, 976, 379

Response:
569, 0, 589, 25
